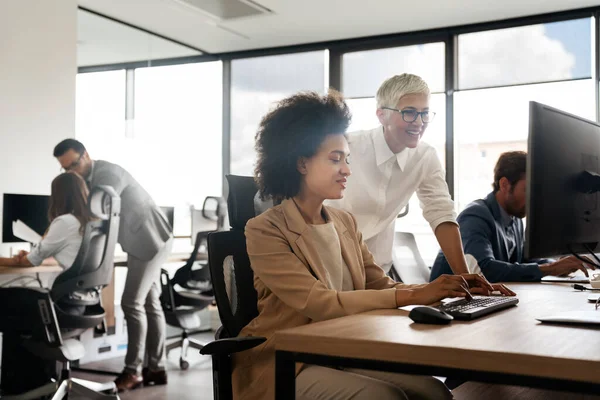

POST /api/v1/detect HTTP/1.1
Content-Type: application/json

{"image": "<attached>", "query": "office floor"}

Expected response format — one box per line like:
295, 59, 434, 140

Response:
72, 331, 214, 400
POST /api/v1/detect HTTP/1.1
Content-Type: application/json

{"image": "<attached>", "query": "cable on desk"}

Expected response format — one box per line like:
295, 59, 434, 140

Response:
583, 243, 600, 266
573, 284, 600, 291
568, 245, 600, 269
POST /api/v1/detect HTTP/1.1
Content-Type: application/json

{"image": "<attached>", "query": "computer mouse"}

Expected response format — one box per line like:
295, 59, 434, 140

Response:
408, 306, 454, 325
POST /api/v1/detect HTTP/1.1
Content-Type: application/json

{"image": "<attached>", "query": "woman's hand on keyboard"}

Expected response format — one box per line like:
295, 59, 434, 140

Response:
411, 275, 473, 305
488, 283, 516, 296
464, 273, 516, 296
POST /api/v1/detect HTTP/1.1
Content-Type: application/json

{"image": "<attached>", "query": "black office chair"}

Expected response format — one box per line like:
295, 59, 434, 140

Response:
160, 196, 227, 369
0, 185, 121, 400
200, 175, 271, 400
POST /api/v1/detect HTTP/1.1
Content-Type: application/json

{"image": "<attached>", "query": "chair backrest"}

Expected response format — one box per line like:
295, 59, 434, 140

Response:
397, 203, 410, 219
208, 175, 271, 338
50, 185, 121, 305
392, 231, 430, 284
191, 196, 227, 245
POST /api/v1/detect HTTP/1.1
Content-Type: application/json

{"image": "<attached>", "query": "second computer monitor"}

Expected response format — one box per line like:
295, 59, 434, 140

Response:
526, 101, 600, 259
159, 206, 174, 233
2, 193, 50, 243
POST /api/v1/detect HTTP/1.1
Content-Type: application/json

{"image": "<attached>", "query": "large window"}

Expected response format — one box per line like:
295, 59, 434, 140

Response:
454, 79, 595, 211
458, 18, 592, 89
76, 62, 222, 238
455, 17, 594, 211
343, 43, 445, 97
133, 61, 223, 236
230, 51, 328, 175
77, 10, 600, 269
343, 43, 446, 265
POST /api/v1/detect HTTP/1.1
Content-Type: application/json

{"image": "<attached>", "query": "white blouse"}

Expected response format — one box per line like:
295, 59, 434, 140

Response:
27, 214, 83, 269
327, 126, 457, 271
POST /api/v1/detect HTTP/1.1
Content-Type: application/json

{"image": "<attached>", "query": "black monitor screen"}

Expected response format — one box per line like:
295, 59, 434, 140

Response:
526, 101, 600, 259
159, 206, 174, 233
2, 193, 50, 243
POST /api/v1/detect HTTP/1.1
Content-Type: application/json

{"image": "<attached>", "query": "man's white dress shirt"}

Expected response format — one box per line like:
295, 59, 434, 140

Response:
327, 126, 457, 272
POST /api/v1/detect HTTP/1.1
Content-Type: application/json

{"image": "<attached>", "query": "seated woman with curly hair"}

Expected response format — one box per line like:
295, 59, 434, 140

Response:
234, 90, 486, 400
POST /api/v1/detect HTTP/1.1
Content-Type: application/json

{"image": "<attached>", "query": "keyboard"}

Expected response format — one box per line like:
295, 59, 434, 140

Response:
439, 296, 519, 320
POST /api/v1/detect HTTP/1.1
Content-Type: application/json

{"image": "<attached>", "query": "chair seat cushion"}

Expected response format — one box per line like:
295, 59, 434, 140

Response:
174, 290, 214, 308
23, 337, 85, 362
177, 290, 213, 301
181, 279, 212, 291
164, 308, 202, 330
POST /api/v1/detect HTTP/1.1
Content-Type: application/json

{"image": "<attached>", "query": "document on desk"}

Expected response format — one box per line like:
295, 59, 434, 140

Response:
541, 275, 590, 283
12, 220, 41, 243
537, 311, 600, 325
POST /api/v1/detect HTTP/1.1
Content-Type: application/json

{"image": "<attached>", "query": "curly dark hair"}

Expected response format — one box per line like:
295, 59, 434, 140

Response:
254, 90, 352, 201
493, 151, 527, 193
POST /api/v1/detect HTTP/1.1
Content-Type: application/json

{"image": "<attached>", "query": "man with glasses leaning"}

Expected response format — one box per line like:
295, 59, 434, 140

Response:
53, 139, 173, 392
328, 73, 511, 296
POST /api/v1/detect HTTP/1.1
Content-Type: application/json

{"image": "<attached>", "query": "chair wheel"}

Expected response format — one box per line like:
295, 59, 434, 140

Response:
180, 359, 190, 370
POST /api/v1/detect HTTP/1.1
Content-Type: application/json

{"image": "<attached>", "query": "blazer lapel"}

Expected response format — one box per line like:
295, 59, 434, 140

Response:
486, 193, 510, 260
281, 199, 333, 288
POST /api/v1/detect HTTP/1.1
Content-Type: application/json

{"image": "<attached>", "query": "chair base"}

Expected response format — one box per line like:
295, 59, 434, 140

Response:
2, 378, 119, 400
166, 332, 206, 370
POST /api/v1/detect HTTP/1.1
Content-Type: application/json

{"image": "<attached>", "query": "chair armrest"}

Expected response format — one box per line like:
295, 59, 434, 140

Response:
200, 336, 266, 356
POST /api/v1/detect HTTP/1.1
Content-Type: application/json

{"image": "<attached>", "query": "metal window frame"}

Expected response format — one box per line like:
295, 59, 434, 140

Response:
76, 5, 600, 199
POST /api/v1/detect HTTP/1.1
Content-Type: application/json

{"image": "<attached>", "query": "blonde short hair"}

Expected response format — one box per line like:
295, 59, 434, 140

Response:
375, 73, 430, 109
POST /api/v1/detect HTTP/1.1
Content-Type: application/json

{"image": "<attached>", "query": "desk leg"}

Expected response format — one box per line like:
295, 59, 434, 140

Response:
275, 351, 296, 399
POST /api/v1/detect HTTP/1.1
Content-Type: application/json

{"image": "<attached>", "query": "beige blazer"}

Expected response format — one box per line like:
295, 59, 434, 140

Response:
233, 198, 420, 400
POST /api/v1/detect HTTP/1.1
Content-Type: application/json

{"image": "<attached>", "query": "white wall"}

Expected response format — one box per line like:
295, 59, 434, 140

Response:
0, 0, 77, 254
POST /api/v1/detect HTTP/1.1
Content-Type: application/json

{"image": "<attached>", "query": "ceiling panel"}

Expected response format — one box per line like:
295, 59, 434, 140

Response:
78, 0, 600, 55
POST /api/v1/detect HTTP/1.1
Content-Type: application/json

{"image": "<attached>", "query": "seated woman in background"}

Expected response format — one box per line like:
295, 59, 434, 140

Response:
234, 90, 495, 400
0, 171, 93, 272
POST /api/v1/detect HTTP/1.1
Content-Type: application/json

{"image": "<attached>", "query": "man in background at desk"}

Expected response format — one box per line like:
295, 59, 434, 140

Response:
53, 139, 173, 392
430, 151, 593, 282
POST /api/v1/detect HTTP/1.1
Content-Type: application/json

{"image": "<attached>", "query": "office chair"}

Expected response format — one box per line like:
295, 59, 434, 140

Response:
393, 232, 431, 284
190, 196, 227, 248
393, 204, 432, 284
159, 196, 227, 369
200, 175, 270, 400
0, 185, 121, 400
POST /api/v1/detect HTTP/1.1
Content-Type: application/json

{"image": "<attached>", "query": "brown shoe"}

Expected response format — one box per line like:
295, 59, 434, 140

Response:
142, 367, 168, 386
114, 372, 143, 392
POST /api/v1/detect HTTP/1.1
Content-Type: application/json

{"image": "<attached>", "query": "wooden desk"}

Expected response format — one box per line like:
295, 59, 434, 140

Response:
274, 288, 600, 398
112, 251, 206, 267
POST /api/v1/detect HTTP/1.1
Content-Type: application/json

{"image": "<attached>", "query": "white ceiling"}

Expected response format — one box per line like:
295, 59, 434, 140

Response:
78, 0, 600, 56
78, 9, 200, 67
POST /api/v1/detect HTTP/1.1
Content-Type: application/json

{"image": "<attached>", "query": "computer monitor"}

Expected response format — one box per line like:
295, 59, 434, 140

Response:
525, 101, 600, 259
159, 206, 174, 233
190, 196, 226, 244
2, 193, 50, 243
